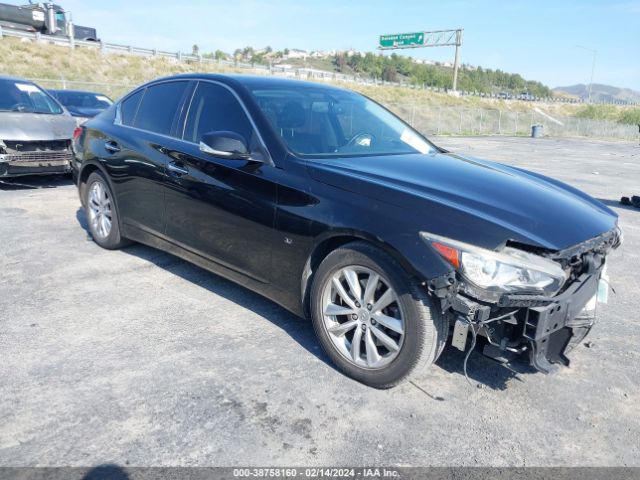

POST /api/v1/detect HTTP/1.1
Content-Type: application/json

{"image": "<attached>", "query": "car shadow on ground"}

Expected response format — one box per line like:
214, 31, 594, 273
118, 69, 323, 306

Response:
75, 206, 331, 369
75, 206, 535, 391
125, 241, 331, 361
436, 344, 538, 391
0, 174, 73, 191
81, 464, 130, 480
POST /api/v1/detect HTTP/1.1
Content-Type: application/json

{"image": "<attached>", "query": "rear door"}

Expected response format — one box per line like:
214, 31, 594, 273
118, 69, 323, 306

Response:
108, 80, 192, 237
163, 81, 278, 282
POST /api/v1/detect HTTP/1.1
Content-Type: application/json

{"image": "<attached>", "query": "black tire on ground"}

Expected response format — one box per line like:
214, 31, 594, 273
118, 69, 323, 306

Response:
310, 241, 447, 389
84, 171, 129, 250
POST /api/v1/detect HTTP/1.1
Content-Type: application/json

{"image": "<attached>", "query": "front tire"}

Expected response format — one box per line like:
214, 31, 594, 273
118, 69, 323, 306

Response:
310, 241, 447, 389
84, 171, 128, 249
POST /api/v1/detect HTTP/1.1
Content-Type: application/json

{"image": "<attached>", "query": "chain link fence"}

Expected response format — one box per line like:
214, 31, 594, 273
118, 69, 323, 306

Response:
29, 78, 137, 100
29, 77, 134, 99
388, 105, 639, 141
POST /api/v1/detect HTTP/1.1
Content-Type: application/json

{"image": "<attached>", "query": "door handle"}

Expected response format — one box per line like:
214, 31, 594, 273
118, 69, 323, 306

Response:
104, 141, 121, 153
167, 161, 189, 176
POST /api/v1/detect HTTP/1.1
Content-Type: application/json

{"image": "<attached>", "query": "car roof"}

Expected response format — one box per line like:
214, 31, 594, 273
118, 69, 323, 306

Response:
141, 73, 349, 93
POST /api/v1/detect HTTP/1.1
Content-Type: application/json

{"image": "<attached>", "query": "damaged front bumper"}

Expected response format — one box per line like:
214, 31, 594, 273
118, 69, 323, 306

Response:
0, 140, 73, 177
434, 227, 621, 374
506, 270, 601, 373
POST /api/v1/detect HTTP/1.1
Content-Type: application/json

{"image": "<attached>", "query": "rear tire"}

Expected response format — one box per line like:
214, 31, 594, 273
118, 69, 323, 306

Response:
310, 241, 447, 389
84, 171, 128, 250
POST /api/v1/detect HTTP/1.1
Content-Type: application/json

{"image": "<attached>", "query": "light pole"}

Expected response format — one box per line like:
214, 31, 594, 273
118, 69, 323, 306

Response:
576, 45, 597, 104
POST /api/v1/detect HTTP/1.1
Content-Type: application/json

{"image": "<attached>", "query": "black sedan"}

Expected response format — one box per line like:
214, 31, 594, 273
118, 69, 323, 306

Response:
72, 74, 621, 388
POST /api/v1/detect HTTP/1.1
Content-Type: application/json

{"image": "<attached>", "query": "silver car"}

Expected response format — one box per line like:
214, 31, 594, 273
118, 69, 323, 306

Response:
0, 76, 76, 177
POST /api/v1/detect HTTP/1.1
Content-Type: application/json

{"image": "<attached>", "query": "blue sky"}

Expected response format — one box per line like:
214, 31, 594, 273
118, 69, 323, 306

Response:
61, 0, 640, 90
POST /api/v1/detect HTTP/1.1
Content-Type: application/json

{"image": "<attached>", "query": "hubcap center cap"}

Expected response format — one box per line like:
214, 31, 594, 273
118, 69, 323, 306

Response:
358, 309, 370, 322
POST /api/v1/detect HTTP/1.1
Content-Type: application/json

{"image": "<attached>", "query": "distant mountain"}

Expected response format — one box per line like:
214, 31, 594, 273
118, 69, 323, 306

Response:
553, 83, 640, 103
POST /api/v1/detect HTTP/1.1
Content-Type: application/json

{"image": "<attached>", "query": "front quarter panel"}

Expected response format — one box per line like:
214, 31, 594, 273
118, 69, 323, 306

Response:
269, 155, 453, 306
305, 170, 454, 280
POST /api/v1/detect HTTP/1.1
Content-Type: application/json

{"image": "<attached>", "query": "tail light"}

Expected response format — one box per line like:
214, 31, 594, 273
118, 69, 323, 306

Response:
73, 127, 82, 141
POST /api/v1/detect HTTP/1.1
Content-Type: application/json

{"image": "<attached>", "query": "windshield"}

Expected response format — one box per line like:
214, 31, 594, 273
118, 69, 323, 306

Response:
53, 91, 113, 110
250, 86, 436, 157
0, 79, 63, 114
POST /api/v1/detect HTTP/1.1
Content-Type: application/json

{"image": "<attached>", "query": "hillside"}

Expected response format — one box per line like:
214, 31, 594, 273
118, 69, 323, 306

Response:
255, 51, 553, 97
2, 36, 637, 129
554, 83, 640, 104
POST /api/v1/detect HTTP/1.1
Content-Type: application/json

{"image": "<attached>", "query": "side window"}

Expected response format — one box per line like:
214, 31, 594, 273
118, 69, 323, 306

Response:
120, 89, 143, 126
133, 81, 189, 136
183, 82, 254, 145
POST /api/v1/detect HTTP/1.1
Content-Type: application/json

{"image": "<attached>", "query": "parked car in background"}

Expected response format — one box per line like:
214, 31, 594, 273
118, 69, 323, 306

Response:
0, 75, 76, 177
48, 89, 113, 125
73, 74, 621, 388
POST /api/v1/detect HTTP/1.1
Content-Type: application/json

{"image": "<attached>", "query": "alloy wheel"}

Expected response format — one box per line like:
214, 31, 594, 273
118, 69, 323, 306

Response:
88, 180, 113, 239
321, 266, 405, 369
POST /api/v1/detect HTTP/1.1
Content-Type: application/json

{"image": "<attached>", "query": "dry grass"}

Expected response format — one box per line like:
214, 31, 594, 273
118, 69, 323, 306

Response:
0, 37, 250, 98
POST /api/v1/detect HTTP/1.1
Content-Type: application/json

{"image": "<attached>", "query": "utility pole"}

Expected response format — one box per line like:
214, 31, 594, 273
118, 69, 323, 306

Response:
576, 45, 597, 103
452, 29, 463, 91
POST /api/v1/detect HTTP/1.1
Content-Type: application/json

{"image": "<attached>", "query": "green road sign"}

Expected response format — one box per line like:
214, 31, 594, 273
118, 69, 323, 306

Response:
379, 32, 425, 49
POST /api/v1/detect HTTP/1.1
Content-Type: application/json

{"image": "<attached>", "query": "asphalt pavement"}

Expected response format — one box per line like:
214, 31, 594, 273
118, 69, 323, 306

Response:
1, 136, 638, 467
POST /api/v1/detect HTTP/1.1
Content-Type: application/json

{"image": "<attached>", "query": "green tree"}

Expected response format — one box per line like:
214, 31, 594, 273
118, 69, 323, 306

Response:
382, 65, 397, 82
334, 53, 346, 72
242, 46, 254, 59
617, 109, 640, 125
251, 52, 266, 65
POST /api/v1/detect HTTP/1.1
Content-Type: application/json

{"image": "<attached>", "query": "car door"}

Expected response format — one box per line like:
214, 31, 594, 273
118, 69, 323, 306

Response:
163, 81, 278, 283
108, 81, 192, 236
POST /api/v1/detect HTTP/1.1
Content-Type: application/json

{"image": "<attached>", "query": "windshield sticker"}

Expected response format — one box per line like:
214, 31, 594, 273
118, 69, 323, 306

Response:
15, 83, 40, 94
400, 129, 431, 154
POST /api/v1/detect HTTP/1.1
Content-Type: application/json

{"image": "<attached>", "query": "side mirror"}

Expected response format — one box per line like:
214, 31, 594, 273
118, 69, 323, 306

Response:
199, 131, 251, 160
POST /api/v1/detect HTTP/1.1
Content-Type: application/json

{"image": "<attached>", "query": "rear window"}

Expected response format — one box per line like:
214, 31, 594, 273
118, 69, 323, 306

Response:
133, 81, 189, 136
0, 79, 63, 114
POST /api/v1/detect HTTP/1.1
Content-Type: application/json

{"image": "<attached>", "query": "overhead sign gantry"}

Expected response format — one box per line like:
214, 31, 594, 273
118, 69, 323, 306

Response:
378, 29, 464, 91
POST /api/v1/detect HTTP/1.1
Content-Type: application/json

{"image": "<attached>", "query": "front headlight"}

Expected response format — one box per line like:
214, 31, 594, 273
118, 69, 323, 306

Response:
420, 232, 568, 301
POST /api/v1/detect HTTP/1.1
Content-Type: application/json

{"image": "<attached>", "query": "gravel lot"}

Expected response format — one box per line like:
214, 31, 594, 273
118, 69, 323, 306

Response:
1, 136, 638, 467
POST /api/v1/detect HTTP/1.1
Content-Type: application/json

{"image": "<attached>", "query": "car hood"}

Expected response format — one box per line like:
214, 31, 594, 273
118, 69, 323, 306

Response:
0, 112, 76, 141
306, 152, 618, 251
66, 106, 104, 118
